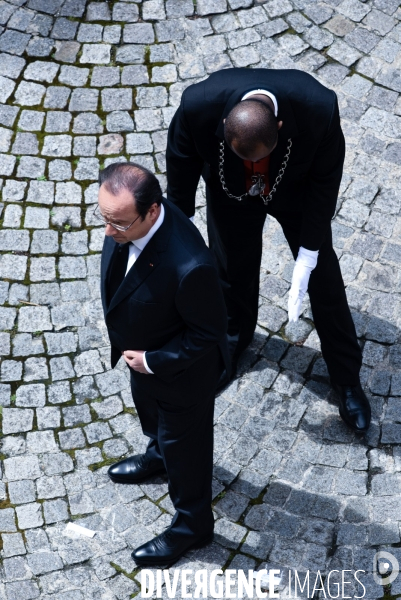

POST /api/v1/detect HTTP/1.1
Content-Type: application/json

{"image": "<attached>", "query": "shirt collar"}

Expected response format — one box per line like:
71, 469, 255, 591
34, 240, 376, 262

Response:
241, 89, 278, 117
132, 203, 165, 251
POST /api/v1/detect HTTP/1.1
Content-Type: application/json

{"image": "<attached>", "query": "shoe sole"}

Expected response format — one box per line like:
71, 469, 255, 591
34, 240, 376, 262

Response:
108, 467, 167, 485
132, 534, 214, 567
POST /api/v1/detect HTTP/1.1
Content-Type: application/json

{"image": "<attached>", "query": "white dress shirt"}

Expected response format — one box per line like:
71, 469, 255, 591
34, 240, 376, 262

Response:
241, 89, 278, 116
125, 203, 165, 373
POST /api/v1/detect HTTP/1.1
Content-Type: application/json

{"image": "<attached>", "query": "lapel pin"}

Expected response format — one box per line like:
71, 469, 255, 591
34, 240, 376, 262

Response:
150, 263, 154, 267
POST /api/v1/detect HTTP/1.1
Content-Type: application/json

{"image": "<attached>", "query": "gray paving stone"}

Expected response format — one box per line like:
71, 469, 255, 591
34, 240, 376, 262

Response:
16, 503, 43, 529
1, 434, 26, 457
43, 499, 70, 524
4, 455, 41, 481
0, 75, 15, 104
103, 25, 121, 44
77, 23, 103, 43
17, 156, 45, 178
1, 179, 26, 201
48, 159, 72, 181
1, 359, 23, 382
23, 357, 49, 383
36, 407, 61, 430
0, 307, 16, 330
0, 508, 17, 533
40, 452, 73, 476
74, 156, 99, 180
58, 428, 86, 450
44, 86, 71, 109
0, 153, 16, 176
0, 29, 30, 55
49, 356, 75, 381
51, 16, 78, 40
0, 53, 25, 79
86, 2, 111, 21
75, 447, 102, 468
3, 204, 22, 228
69, 88, 98, 112
44, 111, 72, 134
123, 23, 154, 44
3, 408, 34, 435
0, 231, 22, 260
26, 36, 55, 57
51, 303, 85, 330
102, 438, 129, 458
8, 480, 36, 505
62, 404, 91, 428
73, 376, 99, 403
116, 44, 145, 65
42, 134, 72, 157
14, 80, 46, 106
84, 421, 113, 444
2, 533, 26, 557
3, 555, 33, 582
26, 431, 58, 454
106, 110, 134, 132
26, 551, 63, 575
365, 7, 396, 36
91, 66, 120, 87
80, 43, 111, 64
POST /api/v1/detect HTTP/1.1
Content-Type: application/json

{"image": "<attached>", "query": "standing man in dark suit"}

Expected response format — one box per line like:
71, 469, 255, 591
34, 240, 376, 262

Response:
97, 162, 230, 566
166, 67, 370, 433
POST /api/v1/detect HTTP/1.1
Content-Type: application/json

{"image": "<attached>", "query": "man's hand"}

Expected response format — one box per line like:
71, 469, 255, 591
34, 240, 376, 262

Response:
122, 350, 149, 374
288, 247, 319, 322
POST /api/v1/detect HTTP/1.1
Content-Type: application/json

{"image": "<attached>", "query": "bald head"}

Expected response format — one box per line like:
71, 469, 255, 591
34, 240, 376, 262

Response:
224, 99, 279, 161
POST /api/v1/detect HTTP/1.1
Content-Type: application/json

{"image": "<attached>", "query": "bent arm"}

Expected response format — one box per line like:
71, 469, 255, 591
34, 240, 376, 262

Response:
300, 93, 345, 251
145, 264, 227, 381
166, 95, 204, 218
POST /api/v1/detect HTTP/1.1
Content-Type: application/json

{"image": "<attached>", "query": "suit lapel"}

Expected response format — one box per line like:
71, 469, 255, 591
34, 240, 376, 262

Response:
107, 245, 161, 313
101, 236, 119, 314
106, 201, 172, 314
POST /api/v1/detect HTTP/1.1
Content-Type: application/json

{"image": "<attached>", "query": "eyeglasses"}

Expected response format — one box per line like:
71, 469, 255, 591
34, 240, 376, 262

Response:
93, 204, 141, 232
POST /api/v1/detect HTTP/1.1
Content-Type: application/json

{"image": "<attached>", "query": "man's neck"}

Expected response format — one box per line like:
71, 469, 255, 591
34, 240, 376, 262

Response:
249, 94, 275, 113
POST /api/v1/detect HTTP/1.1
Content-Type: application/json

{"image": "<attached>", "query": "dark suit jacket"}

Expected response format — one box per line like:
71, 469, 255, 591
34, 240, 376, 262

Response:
166, 68, 345, 251
101, 199, 230, 403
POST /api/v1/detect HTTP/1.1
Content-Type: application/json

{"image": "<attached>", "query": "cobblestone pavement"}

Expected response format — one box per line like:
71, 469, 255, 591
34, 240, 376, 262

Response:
0, 0, 401, 598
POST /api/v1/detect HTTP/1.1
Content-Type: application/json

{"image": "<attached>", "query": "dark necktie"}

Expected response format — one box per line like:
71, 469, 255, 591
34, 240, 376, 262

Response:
108, 243, 129, 306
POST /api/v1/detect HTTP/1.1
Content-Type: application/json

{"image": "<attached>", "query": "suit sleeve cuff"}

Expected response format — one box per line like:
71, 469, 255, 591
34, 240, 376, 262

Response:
143, 352, 154, 374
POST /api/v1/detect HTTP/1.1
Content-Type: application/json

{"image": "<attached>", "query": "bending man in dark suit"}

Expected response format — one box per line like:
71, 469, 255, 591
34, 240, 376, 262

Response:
98, 162, 229, 566
167, 67, 370, 433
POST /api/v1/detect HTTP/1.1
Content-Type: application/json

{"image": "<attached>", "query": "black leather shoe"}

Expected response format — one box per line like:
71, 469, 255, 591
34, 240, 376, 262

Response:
108, 454, 166, 484
132, 527, 214, 567
332, 382, 371, 433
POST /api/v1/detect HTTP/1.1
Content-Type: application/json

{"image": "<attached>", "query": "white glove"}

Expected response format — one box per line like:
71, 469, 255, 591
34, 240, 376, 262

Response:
288, 247, 319, 322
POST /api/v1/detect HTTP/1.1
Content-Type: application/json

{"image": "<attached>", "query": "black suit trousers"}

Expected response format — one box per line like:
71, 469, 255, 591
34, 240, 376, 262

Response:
206, 189, 362, 385
130, 346, 222, 537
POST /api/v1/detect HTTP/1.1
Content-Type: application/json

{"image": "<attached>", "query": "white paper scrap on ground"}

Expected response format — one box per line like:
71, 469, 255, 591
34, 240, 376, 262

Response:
64, 522, 96, 538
